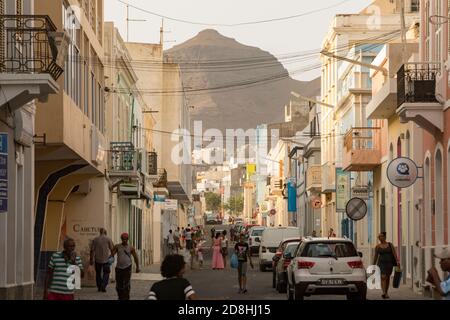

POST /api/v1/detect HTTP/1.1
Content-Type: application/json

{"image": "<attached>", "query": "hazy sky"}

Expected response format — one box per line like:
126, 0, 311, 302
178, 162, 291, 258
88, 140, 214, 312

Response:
105, 0, 373, 81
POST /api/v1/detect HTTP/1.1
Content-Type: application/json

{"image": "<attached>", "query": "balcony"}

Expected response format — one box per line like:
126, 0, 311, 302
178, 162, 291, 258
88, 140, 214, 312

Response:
306, 165, 322, 192
0, 15, 65, 111
269, 176, 283, 196
321, 162, 335, 194
109, 142, 141, 179
396, 62, 443, 135
343, 127, 381, 172
153, 168, 168, 188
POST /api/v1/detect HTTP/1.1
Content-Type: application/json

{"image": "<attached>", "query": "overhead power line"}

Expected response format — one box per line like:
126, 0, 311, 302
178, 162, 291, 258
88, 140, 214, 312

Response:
117, 0, 352, 27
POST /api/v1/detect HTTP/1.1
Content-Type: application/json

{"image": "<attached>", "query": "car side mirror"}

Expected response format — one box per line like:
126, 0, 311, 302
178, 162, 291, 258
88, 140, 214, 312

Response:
284, 252, 292, 259
358, 251, 363, 258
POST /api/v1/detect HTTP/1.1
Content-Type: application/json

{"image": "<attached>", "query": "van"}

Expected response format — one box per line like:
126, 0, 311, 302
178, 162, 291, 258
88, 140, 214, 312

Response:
258, 227, 301, 271
248, 226, 266, 255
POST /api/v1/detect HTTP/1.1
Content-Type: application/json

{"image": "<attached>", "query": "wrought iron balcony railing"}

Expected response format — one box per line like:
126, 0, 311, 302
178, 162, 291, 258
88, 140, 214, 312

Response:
397, 62, 440, 108
109, 142, 140, 173
0, 15, 63, 80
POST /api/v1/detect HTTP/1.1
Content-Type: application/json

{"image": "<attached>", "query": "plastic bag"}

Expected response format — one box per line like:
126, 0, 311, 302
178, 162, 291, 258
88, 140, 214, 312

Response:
230, 254, 238, 269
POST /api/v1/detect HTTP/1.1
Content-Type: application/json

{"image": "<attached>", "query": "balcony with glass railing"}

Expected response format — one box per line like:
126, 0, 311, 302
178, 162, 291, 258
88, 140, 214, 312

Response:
343, 127, 381, 172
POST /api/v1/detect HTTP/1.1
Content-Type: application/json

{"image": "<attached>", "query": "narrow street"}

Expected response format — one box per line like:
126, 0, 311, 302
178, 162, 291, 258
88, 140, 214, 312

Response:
61, 233, 429, 301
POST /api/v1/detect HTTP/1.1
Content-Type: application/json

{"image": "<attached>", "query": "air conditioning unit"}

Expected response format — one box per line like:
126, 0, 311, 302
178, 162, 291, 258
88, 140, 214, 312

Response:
72, 181, 91, 195
14, 108, 34, 147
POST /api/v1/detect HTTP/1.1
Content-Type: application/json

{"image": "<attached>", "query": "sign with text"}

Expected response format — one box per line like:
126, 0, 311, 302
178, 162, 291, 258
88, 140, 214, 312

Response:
336, 168, 351, 212
0, 133, 7, 213
387, 157, 418, 188
164, 199, 178, 211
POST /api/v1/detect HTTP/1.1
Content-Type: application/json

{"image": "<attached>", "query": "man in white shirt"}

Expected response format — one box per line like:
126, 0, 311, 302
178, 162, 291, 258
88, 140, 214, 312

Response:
167, 230, 176, 255
426, 248, 450, 300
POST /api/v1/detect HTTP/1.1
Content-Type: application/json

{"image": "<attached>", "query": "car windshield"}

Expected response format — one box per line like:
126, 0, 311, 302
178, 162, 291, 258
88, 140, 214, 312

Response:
251, 229, 264, 236
300, 242, 357, 258
284, 243, 299, 256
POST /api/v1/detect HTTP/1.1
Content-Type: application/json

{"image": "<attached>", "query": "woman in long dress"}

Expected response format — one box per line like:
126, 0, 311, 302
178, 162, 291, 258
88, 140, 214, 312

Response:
211, 233, 224, 270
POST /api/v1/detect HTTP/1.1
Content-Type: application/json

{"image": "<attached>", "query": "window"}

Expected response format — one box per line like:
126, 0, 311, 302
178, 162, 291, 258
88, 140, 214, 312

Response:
435, 0, 443, 62
84, 60, 88, 115
424, 157, 432, 246
63, 4, 81, 108
91, 72, 95, 123
426, 1, 431, 61
300, 242, 358, 258
411, 0, 419, 12
435, 148, 444, 245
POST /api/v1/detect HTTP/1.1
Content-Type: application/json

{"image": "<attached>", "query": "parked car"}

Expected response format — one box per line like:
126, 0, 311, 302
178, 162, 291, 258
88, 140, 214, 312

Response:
286, 237, 367, 300
272, 238, 301, 291
258, 227, 301, 272
248, 226, 266, 255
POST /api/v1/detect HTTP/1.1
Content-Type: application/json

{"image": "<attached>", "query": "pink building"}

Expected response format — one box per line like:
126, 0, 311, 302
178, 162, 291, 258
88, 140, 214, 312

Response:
404, 0, 450, 281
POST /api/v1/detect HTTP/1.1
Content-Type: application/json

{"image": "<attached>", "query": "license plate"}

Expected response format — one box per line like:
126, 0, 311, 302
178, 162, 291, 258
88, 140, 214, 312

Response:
319, 279, 345, 286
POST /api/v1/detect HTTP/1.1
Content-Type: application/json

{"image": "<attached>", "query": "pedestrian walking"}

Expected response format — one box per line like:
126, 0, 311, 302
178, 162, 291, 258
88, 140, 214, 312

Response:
185, 228, 195, 269
211, 232, 225, 270
373, 232, 400, 299
311, 230, 317, 237
234, 234, 253, 294
221, 230, 229, 268
166, 229, 176, 255
230, 227, 235, 243
43, 238, 84, 300
89, 228, 114, 292
111, 233, 141, 300
174, 227, 181, 252
148, 254, 197, 300
181, 227, 186, 247
196, 239, 206, 268
426, 248, 450, 300
210, 226, 216, 240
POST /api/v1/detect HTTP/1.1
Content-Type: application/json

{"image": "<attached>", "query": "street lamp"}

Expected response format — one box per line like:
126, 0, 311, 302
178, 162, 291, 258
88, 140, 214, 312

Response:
290, 91, 335, 109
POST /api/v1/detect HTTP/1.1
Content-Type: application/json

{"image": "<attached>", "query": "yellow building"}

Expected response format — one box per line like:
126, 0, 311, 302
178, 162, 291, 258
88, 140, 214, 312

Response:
33, 0, 107, 285
320, 1, 419, 255
368, 39, 426, 290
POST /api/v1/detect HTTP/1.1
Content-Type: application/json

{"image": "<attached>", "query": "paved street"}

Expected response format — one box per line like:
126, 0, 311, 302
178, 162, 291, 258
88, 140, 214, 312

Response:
55, 243, 430, 301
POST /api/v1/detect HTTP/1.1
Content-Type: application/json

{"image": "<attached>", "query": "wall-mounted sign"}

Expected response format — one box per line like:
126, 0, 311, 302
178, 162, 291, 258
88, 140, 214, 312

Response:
345, 197, 367, 221
336, 168, 351, 212
270, 209, 276, 216
387, 157, 418, 188
0, 133, 8, 213
164, 199, 178, 211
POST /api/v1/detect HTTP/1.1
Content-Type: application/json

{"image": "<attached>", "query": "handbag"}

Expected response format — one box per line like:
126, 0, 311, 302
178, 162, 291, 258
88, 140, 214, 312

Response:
393, 266, 402, 288
230, 253, 238, 269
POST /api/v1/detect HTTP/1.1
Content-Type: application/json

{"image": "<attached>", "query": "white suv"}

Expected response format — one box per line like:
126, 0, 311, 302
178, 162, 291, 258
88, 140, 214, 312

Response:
286, 237, 367, 300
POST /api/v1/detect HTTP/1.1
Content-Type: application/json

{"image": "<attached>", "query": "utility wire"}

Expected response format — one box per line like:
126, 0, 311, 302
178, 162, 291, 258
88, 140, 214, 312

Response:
117, 0, 352, 27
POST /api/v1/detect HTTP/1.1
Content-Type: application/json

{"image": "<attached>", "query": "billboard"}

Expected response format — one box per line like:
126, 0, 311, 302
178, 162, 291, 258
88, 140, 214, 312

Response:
336, 168, 351, 212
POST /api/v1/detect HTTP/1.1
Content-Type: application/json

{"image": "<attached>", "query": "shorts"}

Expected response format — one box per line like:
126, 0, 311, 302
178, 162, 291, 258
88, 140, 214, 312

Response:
238, 261, 247, 278
47, 292, 74, 300
186, 240, 193, 250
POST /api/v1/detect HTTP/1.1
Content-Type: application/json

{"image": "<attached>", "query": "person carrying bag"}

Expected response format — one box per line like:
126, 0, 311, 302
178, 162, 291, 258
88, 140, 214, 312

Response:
389, 242, 402, 289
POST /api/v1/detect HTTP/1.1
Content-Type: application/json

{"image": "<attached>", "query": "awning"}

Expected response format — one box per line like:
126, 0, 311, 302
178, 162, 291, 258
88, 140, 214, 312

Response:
167, 181, 190, 203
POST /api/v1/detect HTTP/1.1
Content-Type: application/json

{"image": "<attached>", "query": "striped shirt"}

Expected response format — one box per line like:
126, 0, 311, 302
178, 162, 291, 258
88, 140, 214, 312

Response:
148, 278, 195, 300
48, 252, 84, 295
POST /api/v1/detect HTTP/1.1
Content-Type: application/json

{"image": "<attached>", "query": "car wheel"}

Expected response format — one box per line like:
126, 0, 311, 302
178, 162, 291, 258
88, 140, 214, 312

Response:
286, 282, 293, 300
294, 284, 304, 301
